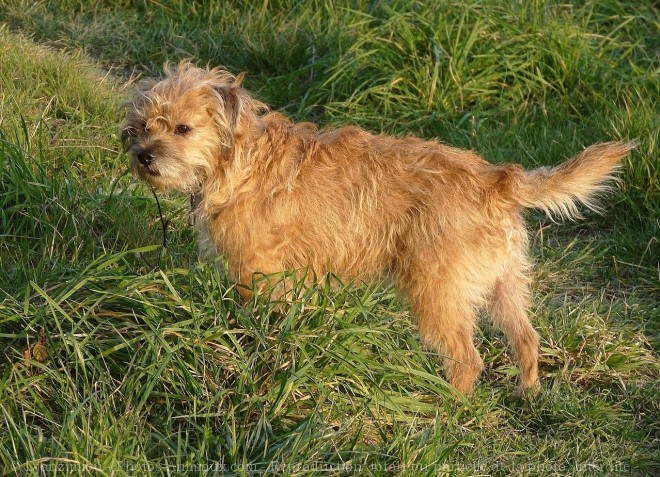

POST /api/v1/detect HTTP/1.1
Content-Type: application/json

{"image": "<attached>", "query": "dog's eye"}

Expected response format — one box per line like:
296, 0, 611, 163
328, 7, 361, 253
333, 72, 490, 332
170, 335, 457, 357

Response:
141, 121, 149, 132
175, 124, 191, 135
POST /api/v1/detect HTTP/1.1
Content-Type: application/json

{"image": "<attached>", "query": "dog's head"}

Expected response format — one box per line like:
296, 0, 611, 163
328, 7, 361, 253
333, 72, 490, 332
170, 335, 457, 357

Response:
122, 61, 266, 192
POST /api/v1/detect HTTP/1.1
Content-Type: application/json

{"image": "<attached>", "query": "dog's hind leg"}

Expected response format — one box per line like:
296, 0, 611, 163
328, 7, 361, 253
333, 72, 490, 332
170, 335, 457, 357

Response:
487, 267, 540, 391
404, 270, 485, 395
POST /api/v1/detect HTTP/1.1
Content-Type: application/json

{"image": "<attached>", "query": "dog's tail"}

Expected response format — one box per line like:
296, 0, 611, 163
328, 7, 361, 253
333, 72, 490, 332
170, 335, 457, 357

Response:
505, 141, 636, 220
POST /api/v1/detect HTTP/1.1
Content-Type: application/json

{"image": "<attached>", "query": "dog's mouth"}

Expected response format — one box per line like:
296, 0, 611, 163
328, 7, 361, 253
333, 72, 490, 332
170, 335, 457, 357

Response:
142, 164, 160, 176
134, 158, 160, 177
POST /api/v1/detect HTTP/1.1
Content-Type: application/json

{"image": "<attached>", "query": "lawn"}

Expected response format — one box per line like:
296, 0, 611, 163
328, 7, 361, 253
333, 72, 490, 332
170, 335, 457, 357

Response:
0, 1, 658, 475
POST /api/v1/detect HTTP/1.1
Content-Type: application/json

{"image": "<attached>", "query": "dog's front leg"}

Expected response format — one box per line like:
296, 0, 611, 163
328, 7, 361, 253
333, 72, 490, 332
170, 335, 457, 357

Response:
232, 253, 286, 303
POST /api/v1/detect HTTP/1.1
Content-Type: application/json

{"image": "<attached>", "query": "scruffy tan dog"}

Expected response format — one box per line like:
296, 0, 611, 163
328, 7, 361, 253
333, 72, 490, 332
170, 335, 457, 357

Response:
122, 61, 634, 394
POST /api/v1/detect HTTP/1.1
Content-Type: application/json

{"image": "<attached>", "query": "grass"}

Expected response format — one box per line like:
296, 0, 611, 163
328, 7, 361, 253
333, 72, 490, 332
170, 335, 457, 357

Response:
0, 0, 658, 475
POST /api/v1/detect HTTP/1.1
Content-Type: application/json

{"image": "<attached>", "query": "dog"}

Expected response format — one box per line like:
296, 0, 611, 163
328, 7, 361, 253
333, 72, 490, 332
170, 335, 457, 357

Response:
122, 60, 634, 395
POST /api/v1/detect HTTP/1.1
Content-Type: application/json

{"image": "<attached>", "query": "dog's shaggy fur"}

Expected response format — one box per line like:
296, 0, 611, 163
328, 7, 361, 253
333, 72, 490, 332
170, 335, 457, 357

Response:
122, 61, 634, 394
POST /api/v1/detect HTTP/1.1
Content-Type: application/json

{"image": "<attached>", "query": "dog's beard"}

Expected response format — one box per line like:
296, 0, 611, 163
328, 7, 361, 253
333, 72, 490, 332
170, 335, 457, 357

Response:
132, 150, 213, 194
134, 158, 160, 177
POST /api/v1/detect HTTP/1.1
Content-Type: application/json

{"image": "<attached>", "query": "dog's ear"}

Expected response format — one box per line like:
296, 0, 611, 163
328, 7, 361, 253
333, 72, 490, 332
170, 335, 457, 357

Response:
212, 84, 243, 134
207, 70, 267, 146
215, 72, 248, 132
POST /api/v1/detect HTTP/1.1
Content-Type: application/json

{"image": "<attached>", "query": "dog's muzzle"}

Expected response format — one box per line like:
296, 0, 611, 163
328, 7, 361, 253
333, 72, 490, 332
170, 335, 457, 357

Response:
137, 149, 155, 166
133, 147, 160, 176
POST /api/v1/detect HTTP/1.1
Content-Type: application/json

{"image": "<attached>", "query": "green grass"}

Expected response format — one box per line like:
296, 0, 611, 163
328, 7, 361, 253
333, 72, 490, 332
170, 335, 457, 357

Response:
0, 1, 658, 475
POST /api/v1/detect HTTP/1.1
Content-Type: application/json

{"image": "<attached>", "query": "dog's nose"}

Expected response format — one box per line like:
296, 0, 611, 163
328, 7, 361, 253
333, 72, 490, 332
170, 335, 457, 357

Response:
137, 149, 155, 166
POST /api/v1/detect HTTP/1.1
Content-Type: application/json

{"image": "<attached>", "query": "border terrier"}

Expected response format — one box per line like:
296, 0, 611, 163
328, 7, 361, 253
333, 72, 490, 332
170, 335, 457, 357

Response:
122, 61, 634, 394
